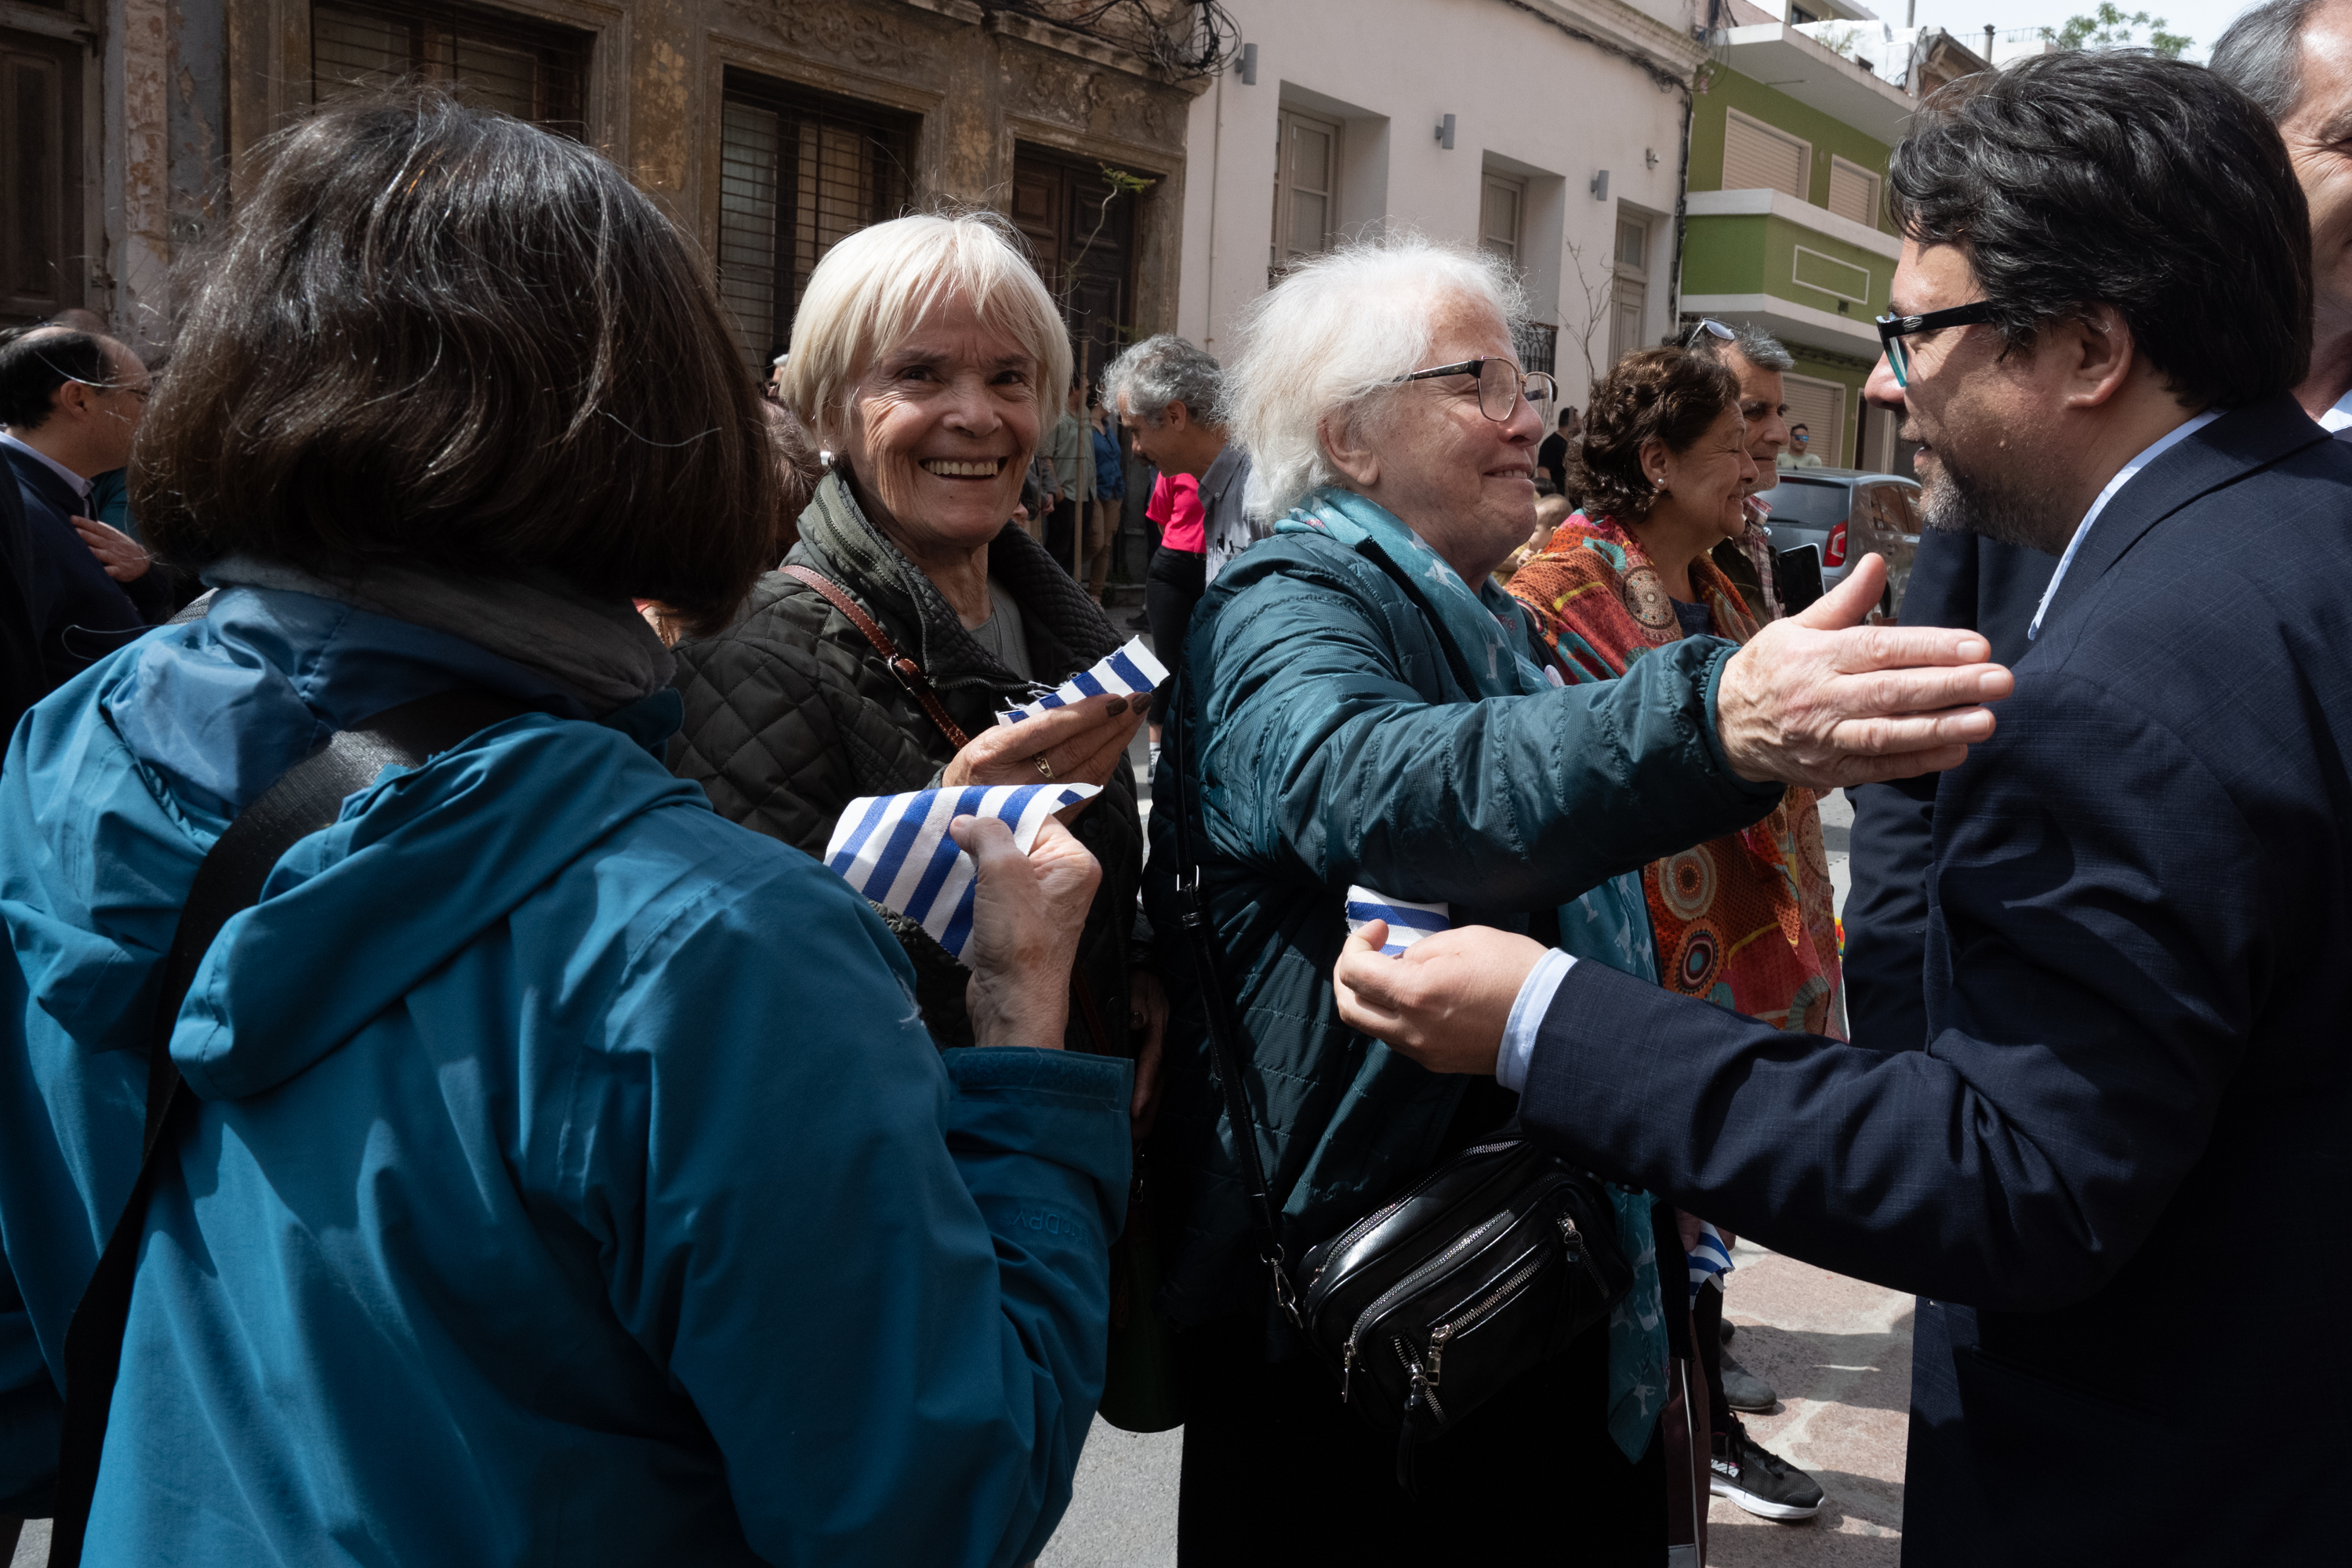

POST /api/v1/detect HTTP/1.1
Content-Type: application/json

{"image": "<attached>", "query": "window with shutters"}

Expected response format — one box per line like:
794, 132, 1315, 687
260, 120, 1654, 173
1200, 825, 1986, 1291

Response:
1608, 215, 1650, 366
1010, 145, 1140, 392
312, 3, 589, 137
715, 74, 915, 375
2, 27, 83, 328
1271, 108, 1338, 281
1479, 173, 1525, 267
1783, 372, 1848, 467
1826, 156, 1880, 227
1722, 110, 1809, 202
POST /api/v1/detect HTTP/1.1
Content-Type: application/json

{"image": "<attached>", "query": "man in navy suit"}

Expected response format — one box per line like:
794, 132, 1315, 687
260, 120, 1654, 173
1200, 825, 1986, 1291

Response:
1330, 52, 2348, 1562
1842, 532, 2054, 1051
0, 325, 166, 706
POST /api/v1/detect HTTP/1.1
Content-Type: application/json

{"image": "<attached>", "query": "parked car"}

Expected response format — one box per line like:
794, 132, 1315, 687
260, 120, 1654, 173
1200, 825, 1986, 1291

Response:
1756, 467, 1922, 619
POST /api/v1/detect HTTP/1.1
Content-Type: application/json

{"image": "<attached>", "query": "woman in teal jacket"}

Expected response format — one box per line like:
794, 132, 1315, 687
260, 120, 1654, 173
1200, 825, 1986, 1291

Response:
1145, 238, 1997, 1563
0, 98, 1130, 1566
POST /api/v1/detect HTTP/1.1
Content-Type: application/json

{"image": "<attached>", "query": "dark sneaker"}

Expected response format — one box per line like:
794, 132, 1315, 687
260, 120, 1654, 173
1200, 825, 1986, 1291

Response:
1720, 1352, 1777, 1412
1711, 1417, 1824, 1521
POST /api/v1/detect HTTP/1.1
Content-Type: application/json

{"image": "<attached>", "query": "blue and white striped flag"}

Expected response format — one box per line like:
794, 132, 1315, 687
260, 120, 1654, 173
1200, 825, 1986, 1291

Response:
825, 782, 1101, 962
996, 636, 1168, 727
1686, 1221, 1735, 1305
1344, 886, 1450, 956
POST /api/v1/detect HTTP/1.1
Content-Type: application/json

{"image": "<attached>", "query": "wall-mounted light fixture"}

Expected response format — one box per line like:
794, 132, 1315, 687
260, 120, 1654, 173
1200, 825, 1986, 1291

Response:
1239, 42, 1258, 85
1591, 169, 1610, 201
1645, 147, 1660, 169
1435, 113, 1456, 150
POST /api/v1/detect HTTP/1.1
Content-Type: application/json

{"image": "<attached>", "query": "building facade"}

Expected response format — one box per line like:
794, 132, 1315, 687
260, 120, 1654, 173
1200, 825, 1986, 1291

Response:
1679, 8, 1909, 470
1175, 0, 1710, 407
1, 0, 1210, 385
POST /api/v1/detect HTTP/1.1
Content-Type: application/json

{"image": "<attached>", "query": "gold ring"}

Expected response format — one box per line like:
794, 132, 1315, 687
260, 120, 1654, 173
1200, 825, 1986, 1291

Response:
1035, 756, 1055, 782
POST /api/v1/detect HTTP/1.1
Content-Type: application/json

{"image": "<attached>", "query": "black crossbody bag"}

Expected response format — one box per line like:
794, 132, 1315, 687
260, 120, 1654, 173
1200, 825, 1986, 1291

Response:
47, 688, 531, 1567
1164, 678, 1632, 1490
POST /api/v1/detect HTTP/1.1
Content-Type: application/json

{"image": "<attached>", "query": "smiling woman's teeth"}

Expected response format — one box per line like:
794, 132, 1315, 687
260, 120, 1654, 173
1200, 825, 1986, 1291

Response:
921, 459, 1003, 477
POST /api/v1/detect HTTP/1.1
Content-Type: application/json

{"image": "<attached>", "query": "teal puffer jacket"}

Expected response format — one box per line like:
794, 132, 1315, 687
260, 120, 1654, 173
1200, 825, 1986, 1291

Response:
1143, 528, 1784, 1328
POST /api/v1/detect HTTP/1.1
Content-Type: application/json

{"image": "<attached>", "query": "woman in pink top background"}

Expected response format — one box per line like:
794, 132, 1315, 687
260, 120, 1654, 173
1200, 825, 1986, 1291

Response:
1143, 470, 1206, 753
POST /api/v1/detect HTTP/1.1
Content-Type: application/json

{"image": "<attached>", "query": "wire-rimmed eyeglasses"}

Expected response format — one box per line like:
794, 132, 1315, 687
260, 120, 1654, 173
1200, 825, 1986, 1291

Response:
1394, 355, 1557, 423
1875, 302, 1998, 388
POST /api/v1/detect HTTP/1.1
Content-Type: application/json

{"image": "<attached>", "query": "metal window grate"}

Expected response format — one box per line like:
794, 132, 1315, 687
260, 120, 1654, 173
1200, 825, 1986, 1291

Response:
313, 2, 589, 138
717, 75, 915, 375
1514, 322, 1557, 379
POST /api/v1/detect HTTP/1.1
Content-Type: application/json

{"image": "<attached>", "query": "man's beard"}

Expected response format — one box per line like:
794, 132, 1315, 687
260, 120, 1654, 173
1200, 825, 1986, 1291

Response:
1915, 439, 2071, 553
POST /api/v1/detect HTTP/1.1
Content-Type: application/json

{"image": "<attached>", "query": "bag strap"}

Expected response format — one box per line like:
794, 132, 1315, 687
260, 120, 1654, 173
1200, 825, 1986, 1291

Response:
1164, 674, 1300, 1327
48, 688, 534, 1567
782, 563, 971, 750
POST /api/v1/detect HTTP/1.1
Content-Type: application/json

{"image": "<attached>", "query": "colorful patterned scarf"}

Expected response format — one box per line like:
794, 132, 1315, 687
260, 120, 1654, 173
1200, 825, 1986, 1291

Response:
1508, 513, 1847, 1038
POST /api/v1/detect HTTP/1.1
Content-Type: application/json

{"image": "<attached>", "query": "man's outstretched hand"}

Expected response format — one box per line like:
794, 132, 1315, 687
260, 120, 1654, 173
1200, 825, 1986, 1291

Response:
1718, 554, 2014, 789
1332, 920, 1548, 1076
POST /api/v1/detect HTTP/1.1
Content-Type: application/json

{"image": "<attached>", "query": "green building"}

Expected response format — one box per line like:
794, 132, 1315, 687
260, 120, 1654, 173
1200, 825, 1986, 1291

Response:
1679, 17, 1915, 470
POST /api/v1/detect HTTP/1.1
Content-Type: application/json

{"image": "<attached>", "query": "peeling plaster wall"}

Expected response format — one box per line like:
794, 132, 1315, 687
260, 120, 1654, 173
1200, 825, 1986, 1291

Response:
168, 0, 227, 256
105, 0, 1199, 347
116, 0, 172, 347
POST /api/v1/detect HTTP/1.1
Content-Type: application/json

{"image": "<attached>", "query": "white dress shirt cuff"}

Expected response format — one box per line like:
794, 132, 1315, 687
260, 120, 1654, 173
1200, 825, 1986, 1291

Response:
1496, 948, 1577, 1093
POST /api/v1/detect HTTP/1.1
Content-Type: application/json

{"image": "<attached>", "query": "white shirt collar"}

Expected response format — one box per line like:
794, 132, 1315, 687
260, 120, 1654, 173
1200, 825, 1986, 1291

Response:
0, 429, 94, 502
2321, 387, 2352, 434
2027, 408, 2223, 641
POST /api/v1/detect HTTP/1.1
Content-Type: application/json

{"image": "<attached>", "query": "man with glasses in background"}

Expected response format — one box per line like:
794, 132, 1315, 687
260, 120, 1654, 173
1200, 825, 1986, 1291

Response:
1679, 318, 1796, 622
1330, 52, 2352, 1562
0, 325, 169, 705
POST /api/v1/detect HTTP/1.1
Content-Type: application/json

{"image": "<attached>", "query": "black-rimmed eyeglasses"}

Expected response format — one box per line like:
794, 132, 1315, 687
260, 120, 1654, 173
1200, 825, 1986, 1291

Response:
1875, 302, 1998, 388
1394, 355, 1557, 423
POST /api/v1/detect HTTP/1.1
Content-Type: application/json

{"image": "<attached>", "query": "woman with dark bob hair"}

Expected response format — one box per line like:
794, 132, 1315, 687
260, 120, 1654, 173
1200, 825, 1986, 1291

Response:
0, 96, 1131, 1566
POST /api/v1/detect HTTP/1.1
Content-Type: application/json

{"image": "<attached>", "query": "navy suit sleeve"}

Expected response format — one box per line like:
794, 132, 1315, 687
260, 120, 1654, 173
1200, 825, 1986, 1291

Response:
1519, 665, 2263, 1312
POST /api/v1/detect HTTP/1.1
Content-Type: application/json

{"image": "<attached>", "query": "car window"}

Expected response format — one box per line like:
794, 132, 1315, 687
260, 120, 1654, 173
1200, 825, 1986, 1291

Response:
1761, 477, 1849, 528
1884, 483, 1922, 535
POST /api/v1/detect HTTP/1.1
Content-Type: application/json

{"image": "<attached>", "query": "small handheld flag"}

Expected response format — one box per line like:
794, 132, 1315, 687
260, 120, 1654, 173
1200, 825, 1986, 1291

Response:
996, 636, 1168, 727
825, 782, 1101, 962
1686, 1221, 1735, 1305
1344, 886, 1450, 956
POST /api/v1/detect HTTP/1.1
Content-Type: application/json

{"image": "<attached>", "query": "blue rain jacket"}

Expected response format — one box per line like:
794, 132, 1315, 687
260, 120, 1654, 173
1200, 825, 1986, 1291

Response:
0, 586, 1131, 1565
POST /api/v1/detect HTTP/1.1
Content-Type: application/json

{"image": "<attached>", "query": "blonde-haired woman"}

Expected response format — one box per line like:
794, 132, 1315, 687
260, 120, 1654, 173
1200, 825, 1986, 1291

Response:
672, 212, 1165, 1111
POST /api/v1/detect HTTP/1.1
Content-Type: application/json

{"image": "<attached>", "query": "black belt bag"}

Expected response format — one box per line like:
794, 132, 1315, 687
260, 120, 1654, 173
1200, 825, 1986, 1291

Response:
1164, 684, 1631, 1490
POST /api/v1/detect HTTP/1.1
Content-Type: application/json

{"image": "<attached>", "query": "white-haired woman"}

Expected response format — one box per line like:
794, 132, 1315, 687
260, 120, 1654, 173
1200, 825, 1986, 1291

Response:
672, 212, 1166, 1108
1141, 235, 1986, 1559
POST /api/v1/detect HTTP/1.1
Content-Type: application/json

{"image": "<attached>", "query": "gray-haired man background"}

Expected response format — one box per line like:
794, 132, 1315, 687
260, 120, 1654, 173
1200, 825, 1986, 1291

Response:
1679, 318, 1795, 620
1101, 334, 1263, 582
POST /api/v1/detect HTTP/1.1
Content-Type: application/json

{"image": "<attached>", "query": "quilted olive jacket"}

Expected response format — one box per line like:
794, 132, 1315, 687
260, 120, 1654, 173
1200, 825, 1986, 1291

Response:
670, 470, 1144, 1054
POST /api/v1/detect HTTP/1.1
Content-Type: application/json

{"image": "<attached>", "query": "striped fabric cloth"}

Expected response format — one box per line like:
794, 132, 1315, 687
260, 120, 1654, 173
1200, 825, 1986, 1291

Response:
1686, 1221, 1735, 1305
824, 782, 1101, 962
996, 637, 1168, 727
1343, 886, 1450, 956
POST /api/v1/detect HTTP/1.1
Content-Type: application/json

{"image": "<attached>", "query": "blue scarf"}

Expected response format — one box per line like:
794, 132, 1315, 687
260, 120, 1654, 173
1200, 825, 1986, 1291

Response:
1276, 487, 1670, 1461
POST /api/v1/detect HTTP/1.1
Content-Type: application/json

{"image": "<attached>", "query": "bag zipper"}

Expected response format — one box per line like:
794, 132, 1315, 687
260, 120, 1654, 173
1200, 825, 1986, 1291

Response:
1308, 1142, 1524, 1298
1304, 1140, 1523, 1299
1341, 1207, 1514, 1392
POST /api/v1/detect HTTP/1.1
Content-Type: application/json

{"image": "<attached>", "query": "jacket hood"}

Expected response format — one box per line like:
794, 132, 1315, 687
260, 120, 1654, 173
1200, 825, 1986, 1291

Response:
173, 711, 705, 1100
2, 586, 703, 1102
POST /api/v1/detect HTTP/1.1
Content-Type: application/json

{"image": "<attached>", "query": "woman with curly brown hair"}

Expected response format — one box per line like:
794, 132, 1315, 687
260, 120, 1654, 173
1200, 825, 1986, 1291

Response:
1512, 345, 1845, 1036
1505, 345, 1842, 1521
